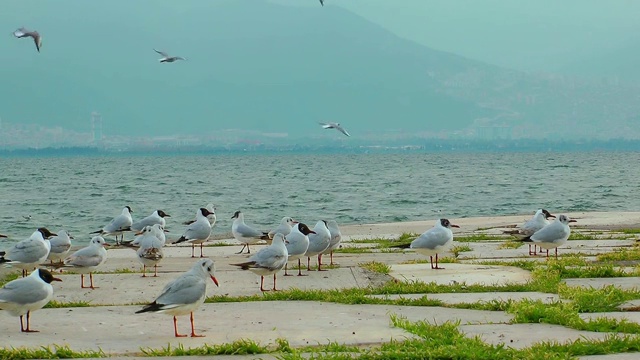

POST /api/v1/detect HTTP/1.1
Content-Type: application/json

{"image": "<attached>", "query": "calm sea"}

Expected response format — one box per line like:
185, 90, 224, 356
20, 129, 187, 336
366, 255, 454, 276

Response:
1, 152, 638, 245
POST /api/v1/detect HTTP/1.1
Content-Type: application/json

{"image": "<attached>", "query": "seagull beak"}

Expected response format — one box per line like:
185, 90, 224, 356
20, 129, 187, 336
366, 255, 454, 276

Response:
52, 276, 63, 282
163, 229, 170, 233
309, 230, 317, 234
210, 276, 219, 287
69, 235, 75, 239
103, 243, 111, 247
569, 219, 577, 223
165, 214, 171, 217
451, 224, 460, 228
135, 231, 144, 236
0, 234, 7, 238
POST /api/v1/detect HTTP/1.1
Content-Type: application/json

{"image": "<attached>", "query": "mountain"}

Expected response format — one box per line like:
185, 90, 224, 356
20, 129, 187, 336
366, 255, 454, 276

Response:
557, 42, 640, 83
0, 0, 502, 138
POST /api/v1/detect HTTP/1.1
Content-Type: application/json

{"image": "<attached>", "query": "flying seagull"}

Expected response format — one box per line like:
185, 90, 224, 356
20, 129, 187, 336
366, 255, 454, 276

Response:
13, 27, 42, 52
154, 49, 186, 63
319, 0, 324, 6
319, 122, 350, 137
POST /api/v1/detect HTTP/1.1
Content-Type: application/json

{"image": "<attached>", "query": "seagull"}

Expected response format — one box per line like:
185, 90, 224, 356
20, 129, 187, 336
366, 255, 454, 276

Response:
13, 27, 42, 52
284, 223, 315, 276
47, 230, 73, 265
127, 223, 167, 248
136, 258, 219, 338
231, 211, 270, 254
154, 49, 186, 63
504, 209, 555, 256
183, 203, 217, 227
517, 214, 576, 259
136, 225, 165, 277
131, 210, 170, 232
0, 233, 7, 238
174, 208, 214, 258
304, 220, 331, 271
319, 0, 324, 6
268, 216, 298, 240
0, 268, 61, 332
391, 218, 460, 270
319, 122, 350, 137
321, 220, 343, 266
91, 206, 133, 244
0, 227, 56, 277
61, 236, 110, 289
231, 233, 288, 292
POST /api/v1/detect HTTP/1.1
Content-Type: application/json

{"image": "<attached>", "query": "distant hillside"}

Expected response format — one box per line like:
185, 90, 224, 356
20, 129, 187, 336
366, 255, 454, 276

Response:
557, 43, 640, 83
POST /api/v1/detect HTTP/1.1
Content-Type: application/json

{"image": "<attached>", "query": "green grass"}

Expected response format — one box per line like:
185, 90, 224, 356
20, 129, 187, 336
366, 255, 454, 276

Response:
0, 345, 105, 359
455, 234, 509, 242
44, 300, 93, 308
598, 247, 640, 262
359, 261, 391, 274
450, 244, 473, 257
621, 228, 640, 234
140, 339, 274, 356
498, 241, 524, 249
568, 232, 600, 240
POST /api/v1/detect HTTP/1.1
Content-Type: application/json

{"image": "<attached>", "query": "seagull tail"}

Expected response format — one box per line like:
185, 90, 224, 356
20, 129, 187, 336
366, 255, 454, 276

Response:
260, 232, 270, 240
389, 243, 412, 249
135, 302, 164, 314
502, 230, 521, 235
174, 236, 187, 244
515, 236, 533, 242
183, 220, 196, 225
90, 229, 103, 234
230, 261, 256, 270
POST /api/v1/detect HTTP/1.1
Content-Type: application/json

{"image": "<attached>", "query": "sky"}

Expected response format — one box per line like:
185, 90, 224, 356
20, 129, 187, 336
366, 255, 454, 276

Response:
1, 0, 638, 142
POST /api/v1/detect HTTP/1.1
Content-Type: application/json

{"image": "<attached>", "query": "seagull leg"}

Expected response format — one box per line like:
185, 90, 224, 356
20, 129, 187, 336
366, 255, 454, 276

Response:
528, 244, 533, 256
191, 245, 196, 258
80, 274, 86, 288
200, 243, 205, 258
430, 256, 435, 269
19, 315, 25, 332
297, 259, 307, 276
434, 254, 445, 270
555, 248, 559, 259
259, 276, 269, 292
189, 312, 204, 337
272, 273, 279, 291
89, 273, 98, 289
330, 251, 335, 266
173, 316, 187, 337
142, 265, 147, 277
284, 263, 292, 276
247, 245, 251, 254
546, 249, 550, 258
22, 311, 39, 332
236, 244, 247, 254
317, 254, 328, 271
154, 264, 158, 277
307, 257, 311, 271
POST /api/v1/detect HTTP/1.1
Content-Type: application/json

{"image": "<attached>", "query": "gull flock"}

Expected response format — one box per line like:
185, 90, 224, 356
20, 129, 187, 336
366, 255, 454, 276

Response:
0, 206, 576, 336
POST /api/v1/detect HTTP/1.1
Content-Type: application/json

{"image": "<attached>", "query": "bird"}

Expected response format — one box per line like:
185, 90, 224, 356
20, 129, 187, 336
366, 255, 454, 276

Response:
174, 208, 214, 258
131, 210, 170, 232
154, 49, 186, 63
61, 236, 110, 289
136, 258, 219, 338
321, 220, 343, 266
319, 0, 324, 6
517, 214, 576, 259
304, 220, 332, 271
136, 225, 165, 277
47, 230, 73, 265
91, 206, 133, 244
319, 122, 350, 137
13, 27, 42, 52
231, 211, 270, 254
268, 216, 298, 240
284, 222, 315, 276
183, 203, 217, 227
391, 218, 460, 270
0, 227, 56, 277
504, 209, 555, 256
0, 233, 6, 238
231, 233, 288, 292
0, 268, 61, 332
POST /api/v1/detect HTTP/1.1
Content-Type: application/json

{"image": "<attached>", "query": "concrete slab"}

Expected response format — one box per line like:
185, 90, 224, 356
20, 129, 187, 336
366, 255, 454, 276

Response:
563, 278, 640, 291
389, 263, 531, 286
617, 300, 640, 311
579, 354, 640, 360
459, 323, 621, 350
0, 302, 510, 356
579, 312, 640, 324
369, 292, 559, 304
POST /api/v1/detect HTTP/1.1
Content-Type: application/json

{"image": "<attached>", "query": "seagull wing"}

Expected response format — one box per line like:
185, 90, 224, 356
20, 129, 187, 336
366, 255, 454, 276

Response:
336, 125, 350, 137
154, 49, 169, 57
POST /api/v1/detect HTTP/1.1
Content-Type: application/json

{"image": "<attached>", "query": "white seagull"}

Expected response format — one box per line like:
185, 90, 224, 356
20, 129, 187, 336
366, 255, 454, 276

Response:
505, 209, 555, 255
319, 122, 350, 137
62, 236, 110, 289
184, 203, 217, 227
13, 27, 42, 52
391, 218, 460, 269
136, 258, 219, 338
136, 226, 165, 277
131, 209, 170, 232
518, 214, 576, 259
0, 268, 61, 332
154, 49, 186, 63
231, 233, 288, 292
174, 207, 214, 258
321, 220, 343, 266
231, 211, 269, 254
304, 220, 332, 271
268, 216, 297, 240
47, 230, 73, 265
0, 227, 56, 277
284, 222, 315, 276
91, 206, 133, 244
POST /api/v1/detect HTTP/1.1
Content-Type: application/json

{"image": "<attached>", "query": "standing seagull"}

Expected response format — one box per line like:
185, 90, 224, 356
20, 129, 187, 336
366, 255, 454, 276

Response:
304, 220, 331, 271
174, 208, 214, 258
184, 203, 217, 227
62, 236, 110, 289
268, 216, 297, 240
231, 211, 270, 254
319, 122, 350, 137
391, 219, 460, 270
0, 227, 56, 277
517, 214, 576, 259
0, 268, 61, 332
154, 49, 186, 63
136, 258, 219, 338
131, 210, 170, 232
505, 209, 555, 256
284, 223, 315, 276
47, 230, 73, 265
321, 220, 343, 266
231, 233, 289, 292
13, 27, 42, 52
91, 206, 133, 244
136, 225, 165, 277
